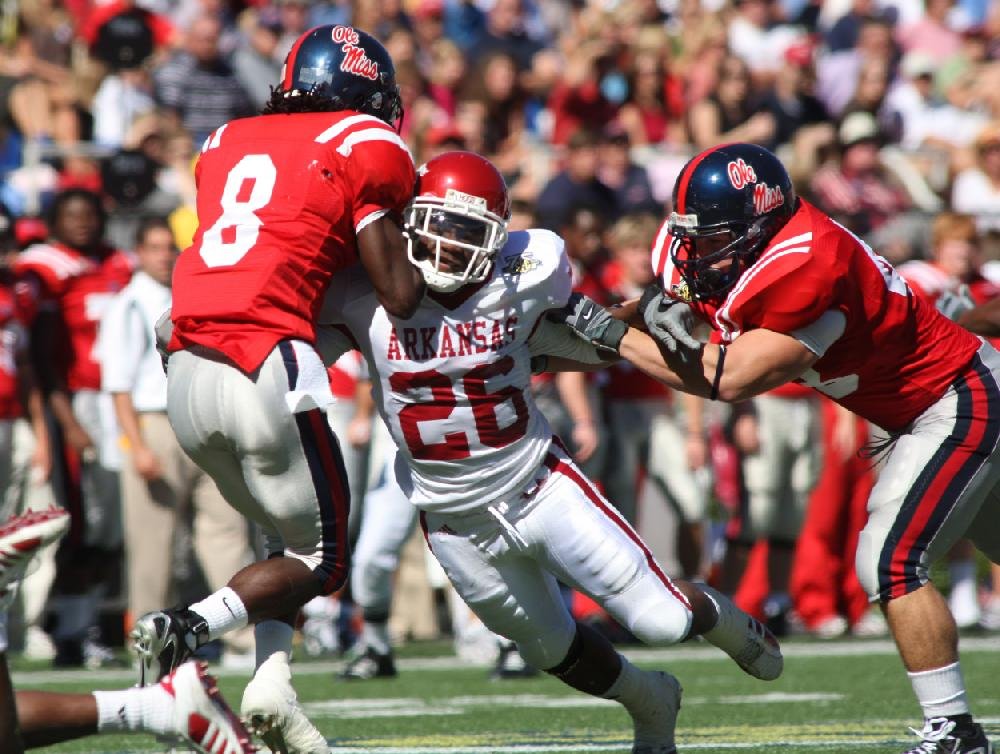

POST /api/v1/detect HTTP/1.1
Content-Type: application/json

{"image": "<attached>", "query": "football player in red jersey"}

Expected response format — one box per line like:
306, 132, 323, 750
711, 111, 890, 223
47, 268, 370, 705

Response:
132, 25, 423, 753
555, 143, 999, 754
14, 188, 134, 668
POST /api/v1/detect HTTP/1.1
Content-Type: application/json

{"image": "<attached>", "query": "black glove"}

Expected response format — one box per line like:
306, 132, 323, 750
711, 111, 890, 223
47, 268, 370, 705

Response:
639, 284, 701, 352
547, 293, 627, 353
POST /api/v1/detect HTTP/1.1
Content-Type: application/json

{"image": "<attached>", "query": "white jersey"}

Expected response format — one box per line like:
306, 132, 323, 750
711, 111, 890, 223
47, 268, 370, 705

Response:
321, 229, 572, 513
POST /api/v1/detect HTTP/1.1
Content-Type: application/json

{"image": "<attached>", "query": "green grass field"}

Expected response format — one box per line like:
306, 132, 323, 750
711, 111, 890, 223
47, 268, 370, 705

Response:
13, 635, 1000, 754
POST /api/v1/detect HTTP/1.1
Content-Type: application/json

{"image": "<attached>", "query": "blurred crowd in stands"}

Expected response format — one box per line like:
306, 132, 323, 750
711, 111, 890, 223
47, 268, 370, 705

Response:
0, 0, 999, 669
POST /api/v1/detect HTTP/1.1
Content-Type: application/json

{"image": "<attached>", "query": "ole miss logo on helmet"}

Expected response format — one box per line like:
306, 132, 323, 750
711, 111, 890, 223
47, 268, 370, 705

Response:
727, 157, 784, 215
727, 158, 756, 190
332, 25, 379, 81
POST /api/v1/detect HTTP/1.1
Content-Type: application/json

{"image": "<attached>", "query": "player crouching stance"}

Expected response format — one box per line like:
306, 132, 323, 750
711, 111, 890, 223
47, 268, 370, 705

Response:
319, 151, 783, 754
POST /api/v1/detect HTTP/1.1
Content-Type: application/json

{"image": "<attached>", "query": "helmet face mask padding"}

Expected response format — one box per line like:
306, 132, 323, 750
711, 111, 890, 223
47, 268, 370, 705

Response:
405, 152, 512, 293
667, 144, 796, 302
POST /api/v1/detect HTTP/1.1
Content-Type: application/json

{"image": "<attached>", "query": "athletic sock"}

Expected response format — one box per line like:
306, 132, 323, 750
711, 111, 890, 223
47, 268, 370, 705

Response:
94, 684, 174, 734
909, 662, 971, 720
255, 619, 294, 669
360, 619, 391, 655
189, 587, 248, 643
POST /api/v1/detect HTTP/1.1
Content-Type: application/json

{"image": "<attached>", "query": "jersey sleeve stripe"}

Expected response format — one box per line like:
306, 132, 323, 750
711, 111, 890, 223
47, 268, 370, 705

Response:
315, 114, 386, 144
335, 128, 413, 160
717, 245, 812, 334
356, 208, 389, 234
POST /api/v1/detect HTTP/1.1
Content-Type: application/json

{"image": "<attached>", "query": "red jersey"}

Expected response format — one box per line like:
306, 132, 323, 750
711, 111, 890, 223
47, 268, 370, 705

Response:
0, 282, 25, 419
653, 199, 981, 431
169, 111, 416, 374
14, 243, 133, 392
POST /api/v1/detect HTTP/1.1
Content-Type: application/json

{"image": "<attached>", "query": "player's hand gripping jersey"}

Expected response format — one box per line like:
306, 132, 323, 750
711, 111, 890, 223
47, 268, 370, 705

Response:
321, 229, 574, 513
653, 199, 981, 431
169, 111, 415, 374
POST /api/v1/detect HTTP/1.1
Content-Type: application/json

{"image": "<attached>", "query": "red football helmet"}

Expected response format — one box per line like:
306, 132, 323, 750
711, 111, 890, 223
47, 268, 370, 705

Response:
406, 151, 511, 292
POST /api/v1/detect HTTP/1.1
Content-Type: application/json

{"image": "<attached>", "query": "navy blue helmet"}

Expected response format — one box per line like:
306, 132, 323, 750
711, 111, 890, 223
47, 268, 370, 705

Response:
276, 25, 402, 126
668, 143, 795, 301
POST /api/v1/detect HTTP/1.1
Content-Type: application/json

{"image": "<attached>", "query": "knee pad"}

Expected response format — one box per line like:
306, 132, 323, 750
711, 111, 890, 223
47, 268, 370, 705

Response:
626, 597, 692, 645
516, 625, 576, 671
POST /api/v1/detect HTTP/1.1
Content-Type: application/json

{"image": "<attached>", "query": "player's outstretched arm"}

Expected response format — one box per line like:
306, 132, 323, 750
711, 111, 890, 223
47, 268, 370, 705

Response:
357, 213, 425, 319
618, 326, 818, 402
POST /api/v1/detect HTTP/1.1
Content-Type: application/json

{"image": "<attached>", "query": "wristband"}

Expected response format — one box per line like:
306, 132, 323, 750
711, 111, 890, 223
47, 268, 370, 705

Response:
710, 345, 727, 401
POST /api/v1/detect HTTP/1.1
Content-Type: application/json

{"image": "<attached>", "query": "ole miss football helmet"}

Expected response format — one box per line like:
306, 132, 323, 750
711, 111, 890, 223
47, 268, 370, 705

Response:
406, 151, 511, 293
276, 25, 402, 126
667, 143, 796, 301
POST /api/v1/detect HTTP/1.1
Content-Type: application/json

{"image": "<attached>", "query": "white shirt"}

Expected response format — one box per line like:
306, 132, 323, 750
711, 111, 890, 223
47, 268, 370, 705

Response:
97, 271, 171, 412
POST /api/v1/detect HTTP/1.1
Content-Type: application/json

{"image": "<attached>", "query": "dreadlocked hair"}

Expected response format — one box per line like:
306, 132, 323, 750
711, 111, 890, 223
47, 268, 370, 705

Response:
262, 86, 344, 115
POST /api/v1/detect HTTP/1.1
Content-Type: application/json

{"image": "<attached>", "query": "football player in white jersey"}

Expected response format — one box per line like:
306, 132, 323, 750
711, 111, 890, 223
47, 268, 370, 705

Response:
319, 151, 784, 754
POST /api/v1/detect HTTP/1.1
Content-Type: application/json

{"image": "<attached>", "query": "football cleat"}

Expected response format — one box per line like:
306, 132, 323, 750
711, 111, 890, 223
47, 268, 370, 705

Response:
0, 507, 69, 604
904, 717, 994, 754
490, 641, 538, 680
701, 585, 783, 681
163, 660, 256, 754
630, 670, 682, 754
242, 653, 329, 753
131, 607, 208, 686
339, 645, 397, 680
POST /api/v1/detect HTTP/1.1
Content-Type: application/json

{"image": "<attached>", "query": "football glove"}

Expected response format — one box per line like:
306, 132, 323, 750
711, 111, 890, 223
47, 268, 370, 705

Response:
935, 285, 976, 322
639, 284, 701, 353
547, 293, 627, 353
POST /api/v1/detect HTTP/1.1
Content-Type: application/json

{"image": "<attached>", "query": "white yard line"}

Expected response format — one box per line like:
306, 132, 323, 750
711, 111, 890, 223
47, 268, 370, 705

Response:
12, 636, 1000, 685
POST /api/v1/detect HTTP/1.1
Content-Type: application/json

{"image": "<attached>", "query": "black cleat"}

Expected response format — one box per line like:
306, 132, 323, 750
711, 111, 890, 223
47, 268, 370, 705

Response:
130, 608, 208, 686
339, 646, 397, 680
491, 641, 539, 680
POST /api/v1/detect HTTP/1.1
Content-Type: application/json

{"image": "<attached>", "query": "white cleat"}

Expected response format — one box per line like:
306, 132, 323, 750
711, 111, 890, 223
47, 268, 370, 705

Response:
702, 585, 783, 681
0, 507, 69, 602
241, 653, 329, 754
164, 660, 256, 754
631, 670, 682, 754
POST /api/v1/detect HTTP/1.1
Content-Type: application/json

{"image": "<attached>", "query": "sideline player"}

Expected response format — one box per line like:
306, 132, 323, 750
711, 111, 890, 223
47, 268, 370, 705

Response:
132, 24, 424, 754
14, 189, 133, 666
319, 151, 784, 754
0, 508, 254, 754
556, 143, 998, 754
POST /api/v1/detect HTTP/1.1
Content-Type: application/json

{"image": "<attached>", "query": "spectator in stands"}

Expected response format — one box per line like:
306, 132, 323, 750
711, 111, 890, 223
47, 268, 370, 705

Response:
460, 52, 527, 174
897, 0, 963, 63
595, 122, 660, 217
816, 15, 896, 118
467, 0, 545, 72
536, 130, 617, 231
885, 51, 940, 151
810, 111, 915, 258
952, 122, 1000, 232
546, 38, 620, 146
688, 54, 775, 151
727, 0, 802, 84
617, 46, 684, 148
232, 9, 283, 112
759, 39, 834, 167
825, 0, 885, 52
153, 14, 253, 144
91, 66, 155, 149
